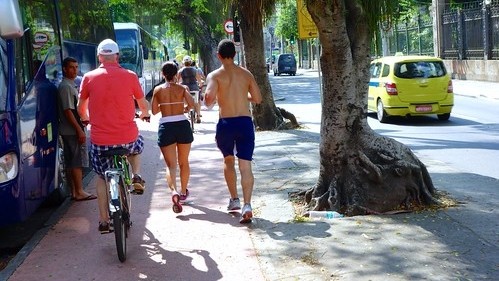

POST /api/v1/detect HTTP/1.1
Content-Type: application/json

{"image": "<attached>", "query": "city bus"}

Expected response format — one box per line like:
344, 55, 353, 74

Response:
113, 22, 168, 99
0, 0, 115, 227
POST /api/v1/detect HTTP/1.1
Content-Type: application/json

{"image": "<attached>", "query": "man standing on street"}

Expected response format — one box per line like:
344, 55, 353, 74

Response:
78, 39, 150, 233
204, 39, 262, 223
57, 57, 96, 201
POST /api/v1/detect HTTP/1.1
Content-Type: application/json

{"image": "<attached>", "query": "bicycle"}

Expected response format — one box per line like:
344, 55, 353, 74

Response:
99, 114, 149, 262
188, 90, 200, 130
101, 147, 134, 262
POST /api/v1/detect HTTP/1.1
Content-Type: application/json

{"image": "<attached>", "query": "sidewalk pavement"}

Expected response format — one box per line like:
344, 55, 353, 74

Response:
452, 79, 499, 100
4, 83, 499, 281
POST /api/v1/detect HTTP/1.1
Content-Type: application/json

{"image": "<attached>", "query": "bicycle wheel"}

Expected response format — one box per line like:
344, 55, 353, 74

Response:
113, 209, 127, 262
119, 179, 131, 238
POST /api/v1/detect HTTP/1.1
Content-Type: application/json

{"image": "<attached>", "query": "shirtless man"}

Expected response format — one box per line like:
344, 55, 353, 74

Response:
204, 39, 262, 223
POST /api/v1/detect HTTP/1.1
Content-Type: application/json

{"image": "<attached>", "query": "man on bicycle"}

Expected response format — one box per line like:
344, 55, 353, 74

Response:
78, 39, 151, 233
178, 55, 203, 123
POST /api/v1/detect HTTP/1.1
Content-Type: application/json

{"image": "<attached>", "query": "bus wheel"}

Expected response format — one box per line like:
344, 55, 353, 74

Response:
43, 138, 69, 206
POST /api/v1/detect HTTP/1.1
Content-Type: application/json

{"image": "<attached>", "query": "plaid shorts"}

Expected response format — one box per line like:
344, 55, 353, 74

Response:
90, 134, 144, 177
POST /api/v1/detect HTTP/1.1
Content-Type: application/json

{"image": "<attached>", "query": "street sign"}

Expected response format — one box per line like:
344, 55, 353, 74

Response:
296, 0, 318, 39
224, 20, 234, 34
34, 31, 48, 43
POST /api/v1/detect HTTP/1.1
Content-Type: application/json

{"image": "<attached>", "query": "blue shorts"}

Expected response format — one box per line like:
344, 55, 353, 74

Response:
215, 116, 255, 161
157, 120, 194, 147
90, 135, 144, 177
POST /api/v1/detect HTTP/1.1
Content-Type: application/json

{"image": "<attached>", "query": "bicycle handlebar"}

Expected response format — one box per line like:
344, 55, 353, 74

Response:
135, 112, 150, 122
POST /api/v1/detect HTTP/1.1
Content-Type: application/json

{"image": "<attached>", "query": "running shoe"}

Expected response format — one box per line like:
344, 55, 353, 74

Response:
171, 191, 183, 213
98, 221, 113, 234
179, 189, 189, 201
227, 198, 241, 211
240, 203, 253, 224
132, 174, 145, 194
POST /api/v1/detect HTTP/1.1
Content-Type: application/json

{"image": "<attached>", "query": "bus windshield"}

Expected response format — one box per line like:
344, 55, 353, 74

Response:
115, 29, 140, 75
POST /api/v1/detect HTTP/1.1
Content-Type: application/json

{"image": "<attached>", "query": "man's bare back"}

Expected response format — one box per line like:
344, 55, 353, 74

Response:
205, 61, 261, 118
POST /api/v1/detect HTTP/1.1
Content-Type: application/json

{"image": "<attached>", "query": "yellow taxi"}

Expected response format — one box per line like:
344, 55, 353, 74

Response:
368, 55, 453, 123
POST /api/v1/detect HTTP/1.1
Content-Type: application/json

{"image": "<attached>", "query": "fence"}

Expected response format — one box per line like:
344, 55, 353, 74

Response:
385, 6, 434, 56
383, 0, 499, 61
442, 0, 499, 60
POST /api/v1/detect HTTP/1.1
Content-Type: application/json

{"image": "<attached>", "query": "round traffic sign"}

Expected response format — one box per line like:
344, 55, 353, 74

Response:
224, 20, 234, 34
34, 32, 48, 43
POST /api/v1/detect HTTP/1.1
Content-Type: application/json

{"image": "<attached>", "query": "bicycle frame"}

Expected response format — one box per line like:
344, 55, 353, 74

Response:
105, 155, 131, 211
102, 150, 132, 262
189, 90, 200, 130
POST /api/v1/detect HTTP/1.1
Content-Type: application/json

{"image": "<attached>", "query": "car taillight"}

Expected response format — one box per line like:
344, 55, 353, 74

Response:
385, 82, 398, 95
447, 80, 453, 93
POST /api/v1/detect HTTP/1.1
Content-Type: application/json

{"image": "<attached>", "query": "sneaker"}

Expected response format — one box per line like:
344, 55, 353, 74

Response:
132, 174, 145, 194
98, 221, 113, 234
171, 191, 183, 213
227, 198, 241, 211
179, 189, 189, 201
240, 203, 253, 224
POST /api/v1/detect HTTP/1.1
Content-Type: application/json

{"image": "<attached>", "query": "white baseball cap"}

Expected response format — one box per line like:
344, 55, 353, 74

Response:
97, 39, 119, 55
183, 55, 192, 63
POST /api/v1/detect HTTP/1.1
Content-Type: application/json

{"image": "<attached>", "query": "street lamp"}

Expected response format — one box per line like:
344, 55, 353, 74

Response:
268, 26, 274, 71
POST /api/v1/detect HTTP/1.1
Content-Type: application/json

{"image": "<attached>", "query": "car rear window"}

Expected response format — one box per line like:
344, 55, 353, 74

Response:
280, 54, 295, 62
394, 61, 446, 79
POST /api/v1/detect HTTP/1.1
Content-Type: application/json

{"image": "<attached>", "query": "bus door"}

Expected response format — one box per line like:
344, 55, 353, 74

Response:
18, 48, 61, 211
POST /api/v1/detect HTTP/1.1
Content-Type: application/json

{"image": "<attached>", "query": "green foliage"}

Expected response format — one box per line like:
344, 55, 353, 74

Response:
274, 0, 297, 40
108, 0, 228, 57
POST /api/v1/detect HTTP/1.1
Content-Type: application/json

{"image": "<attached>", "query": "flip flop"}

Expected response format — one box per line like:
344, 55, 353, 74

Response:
74, 194, 97, 201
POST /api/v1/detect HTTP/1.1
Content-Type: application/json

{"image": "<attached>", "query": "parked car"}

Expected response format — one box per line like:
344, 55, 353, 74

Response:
368, 55, 454, 123
273, 53, 296, 76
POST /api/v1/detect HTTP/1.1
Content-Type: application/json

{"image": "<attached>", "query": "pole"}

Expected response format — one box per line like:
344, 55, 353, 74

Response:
316, 37, 322, 98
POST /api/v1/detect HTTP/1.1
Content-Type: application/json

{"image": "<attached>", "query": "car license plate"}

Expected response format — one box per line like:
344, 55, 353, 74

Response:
415, 105, 433, 112
284, 67, 290, 70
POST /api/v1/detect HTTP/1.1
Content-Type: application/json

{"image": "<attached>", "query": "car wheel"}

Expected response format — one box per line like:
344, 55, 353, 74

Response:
376, 99, 389, 123
437, 113, 450, 121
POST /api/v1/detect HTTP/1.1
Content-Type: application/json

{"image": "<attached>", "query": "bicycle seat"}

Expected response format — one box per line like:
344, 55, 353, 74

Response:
100, 147, 130, 157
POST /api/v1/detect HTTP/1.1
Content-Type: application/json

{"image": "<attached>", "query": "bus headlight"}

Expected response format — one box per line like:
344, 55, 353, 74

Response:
0, 153, 18, 183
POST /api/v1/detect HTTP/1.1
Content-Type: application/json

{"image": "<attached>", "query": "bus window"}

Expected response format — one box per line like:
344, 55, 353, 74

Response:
114, 22, 167, 98
114, 28, 142, 75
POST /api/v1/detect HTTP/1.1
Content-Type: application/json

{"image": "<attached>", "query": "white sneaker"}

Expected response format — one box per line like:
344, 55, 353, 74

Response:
240, 203, 253, 224
227, 198, 241, 211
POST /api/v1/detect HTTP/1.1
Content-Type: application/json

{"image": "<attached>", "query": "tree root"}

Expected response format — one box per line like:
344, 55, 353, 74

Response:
296, 133, 444, 216
277, 107, 299, 128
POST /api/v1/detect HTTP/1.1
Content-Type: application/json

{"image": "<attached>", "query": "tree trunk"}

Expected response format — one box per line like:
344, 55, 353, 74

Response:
238, 2, 285, 130
303, 1, 440, 216
187, 14, 221, 74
